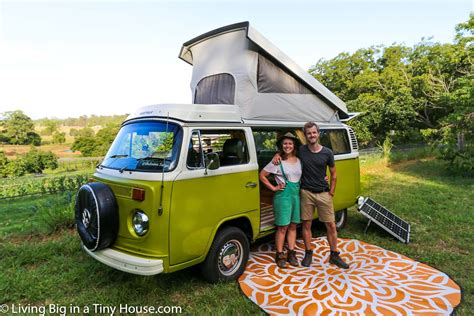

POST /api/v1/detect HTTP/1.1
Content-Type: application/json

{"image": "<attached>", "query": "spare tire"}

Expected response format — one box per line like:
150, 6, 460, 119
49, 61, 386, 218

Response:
75, 182, 119, 251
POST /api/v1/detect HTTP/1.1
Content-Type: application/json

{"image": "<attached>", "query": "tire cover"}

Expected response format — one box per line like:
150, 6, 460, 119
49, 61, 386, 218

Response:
75, 182, 119, 251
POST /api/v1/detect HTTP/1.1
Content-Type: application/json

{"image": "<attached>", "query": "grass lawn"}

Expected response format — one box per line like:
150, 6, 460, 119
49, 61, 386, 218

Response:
0, 157, 472, 315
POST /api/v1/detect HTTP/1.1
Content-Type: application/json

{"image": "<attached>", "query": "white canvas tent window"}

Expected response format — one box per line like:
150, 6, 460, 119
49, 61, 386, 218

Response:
194, 73, 235, 105
257, 54, 312, 94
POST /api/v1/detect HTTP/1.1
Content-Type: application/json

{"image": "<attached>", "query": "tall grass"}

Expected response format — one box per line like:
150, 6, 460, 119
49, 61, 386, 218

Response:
376, 136, 393, 162
32, 192, 76, 234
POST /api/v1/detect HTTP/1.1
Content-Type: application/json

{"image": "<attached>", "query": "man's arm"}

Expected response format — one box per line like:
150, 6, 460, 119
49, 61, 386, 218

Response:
328, 165, 337, 197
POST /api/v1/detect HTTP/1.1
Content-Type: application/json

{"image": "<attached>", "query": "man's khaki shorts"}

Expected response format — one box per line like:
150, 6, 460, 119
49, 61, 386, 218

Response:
300, 189, 335, 222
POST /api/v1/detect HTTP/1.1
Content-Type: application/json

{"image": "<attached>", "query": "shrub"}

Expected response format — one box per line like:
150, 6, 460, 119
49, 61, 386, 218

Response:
22, 148, 58, 174
0, 151, 8, 177
52, 131, 66, 144
0, 173, 89, 198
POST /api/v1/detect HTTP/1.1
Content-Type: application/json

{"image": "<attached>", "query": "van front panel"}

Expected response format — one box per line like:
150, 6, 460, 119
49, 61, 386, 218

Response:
92, 173, 171, 267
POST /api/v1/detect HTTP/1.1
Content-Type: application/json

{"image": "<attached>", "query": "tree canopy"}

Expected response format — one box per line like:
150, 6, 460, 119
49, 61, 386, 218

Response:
0, 111, 41, 145
310, 15, 473, 171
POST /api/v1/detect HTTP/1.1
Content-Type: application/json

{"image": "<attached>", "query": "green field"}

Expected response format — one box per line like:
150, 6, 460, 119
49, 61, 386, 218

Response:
0, 156, 472, 315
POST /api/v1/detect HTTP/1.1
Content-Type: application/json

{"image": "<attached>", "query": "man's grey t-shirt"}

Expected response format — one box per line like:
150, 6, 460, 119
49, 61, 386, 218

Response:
298, 145, 335, 192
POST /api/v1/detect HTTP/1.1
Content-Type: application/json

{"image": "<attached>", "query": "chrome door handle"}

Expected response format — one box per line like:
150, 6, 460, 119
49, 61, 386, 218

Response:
246, 182, 257, 188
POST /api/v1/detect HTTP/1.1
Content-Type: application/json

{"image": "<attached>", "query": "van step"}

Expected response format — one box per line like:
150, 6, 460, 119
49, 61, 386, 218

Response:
260, 205, 275, 230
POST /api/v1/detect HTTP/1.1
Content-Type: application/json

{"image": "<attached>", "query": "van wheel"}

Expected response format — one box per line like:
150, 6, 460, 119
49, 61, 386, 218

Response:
200, 227, 249, 283
75, 183, 119, 251
335, 209, 348, 230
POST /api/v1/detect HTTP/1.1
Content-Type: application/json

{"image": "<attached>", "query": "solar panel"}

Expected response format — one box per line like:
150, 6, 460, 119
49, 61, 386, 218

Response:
357, 197, 411, 243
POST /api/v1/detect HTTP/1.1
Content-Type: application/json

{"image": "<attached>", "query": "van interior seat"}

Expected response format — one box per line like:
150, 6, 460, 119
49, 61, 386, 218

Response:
221, 138, 245, 166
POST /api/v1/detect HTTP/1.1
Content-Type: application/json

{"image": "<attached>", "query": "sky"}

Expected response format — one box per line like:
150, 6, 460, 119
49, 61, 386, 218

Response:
0, 0, 472, 119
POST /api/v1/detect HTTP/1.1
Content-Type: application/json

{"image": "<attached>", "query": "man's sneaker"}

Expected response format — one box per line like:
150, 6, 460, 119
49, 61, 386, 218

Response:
275, 252, 286, 268
287, 250, 299, 267
301, 249, 313, 267
329, 251, 349, 269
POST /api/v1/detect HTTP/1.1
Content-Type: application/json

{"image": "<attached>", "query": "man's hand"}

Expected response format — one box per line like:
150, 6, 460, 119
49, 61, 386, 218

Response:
272, 153, 281, 165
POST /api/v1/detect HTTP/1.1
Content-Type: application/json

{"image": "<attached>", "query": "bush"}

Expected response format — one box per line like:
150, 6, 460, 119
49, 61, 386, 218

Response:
22, 148, 58, 174
0, 173, 89, 198
0, 151, 8, 177
4, 158, 28, 177
52, 131, 66, 144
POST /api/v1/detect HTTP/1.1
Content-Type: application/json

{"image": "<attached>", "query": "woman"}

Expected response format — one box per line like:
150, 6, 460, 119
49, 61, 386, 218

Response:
259, 132, 302, 268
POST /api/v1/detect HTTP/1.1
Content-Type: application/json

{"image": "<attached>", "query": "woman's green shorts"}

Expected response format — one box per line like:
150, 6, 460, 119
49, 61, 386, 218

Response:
273, 181, 301, 226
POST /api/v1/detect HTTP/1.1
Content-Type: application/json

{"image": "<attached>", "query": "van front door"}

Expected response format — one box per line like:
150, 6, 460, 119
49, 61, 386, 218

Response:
169, 128, 259, 266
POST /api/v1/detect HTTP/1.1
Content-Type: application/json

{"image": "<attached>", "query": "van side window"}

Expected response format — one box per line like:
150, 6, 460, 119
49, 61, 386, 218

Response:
253, 129, 304, 170
253, 131, 277, 171
187, 131, 205, 169
187, 130, 249, 168
319, 129, 351, 155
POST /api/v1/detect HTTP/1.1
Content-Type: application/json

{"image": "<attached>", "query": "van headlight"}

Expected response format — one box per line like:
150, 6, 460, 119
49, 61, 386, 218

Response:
132, 211, 149, 236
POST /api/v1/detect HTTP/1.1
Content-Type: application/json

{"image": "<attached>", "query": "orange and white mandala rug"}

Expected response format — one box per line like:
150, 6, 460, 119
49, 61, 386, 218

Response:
238, 238, 461, 315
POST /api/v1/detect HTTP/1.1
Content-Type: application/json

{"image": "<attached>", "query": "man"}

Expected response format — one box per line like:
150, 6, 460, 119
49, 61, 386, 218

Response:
274, 122, 349, 269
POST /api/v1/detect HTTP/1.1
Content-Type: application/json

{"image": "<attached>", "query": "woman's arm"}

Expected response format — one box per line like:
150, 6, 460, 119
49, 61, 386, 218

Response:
259, 169, 284, 192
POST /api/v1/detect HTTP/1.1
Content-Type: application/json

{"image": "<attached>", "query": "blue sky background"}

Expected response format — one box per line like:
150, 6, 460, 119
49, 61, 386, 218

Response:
0, 0, 471, 119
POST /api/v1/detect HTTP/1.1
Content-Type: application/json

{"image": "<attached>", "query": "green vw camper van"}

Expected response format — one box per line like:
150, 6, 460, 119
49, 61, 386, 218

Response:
75, 104, 360, 282
74, 22, 361, 282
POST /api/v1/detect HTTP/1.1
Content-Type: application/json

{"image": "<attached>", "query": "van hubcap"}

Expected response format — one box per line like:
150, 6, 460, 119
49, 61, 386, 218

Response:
82, 209, 91, 228
218, 239, 243, 276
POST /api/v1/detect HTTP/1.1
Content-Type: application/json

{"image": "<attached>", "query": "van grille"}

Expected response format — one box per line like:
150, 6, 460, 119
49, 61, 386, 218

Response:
348, 128, 359, 151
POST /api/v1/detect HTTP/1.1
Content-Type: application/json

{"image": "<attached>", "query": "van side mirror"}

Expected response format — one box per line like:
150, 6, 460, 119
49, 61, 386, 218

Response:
204, 152, 220, 173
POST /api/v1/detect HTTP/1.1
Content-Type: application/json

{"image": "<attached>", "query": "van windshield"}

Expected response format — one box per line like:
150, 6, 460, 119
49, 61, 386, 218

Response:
101, 121, 183, 172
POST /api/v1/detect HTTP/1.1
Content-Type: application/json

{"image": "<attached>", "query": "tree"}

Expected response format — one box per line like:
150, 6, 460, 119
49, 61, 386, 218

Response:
41, 119, 60, 136
52, 131, 66, 144
71, 124, 119, 157
71, 136, 100, 157
69, 128, 79, 137
0, 110, 42, 145
427, 14, 474, 172
77, 127, 95, 137
309, 16, 472, 149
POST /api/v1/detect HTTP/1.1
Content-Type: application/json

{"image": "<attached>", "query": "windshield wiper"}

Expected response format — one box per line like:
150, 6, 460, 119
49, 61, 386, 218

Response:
109, 154, 128, 159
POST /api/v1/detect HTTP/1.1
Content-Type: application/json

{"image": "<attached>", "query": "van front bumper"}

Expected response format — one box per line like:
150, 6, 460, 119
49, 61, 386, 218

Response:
82, 244, 164, 276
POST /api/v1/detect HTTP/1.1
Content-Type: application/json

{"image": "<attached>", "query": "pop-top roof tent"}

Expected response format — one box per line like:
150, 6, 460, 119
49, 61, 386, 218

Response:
179, 21, 349, 123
